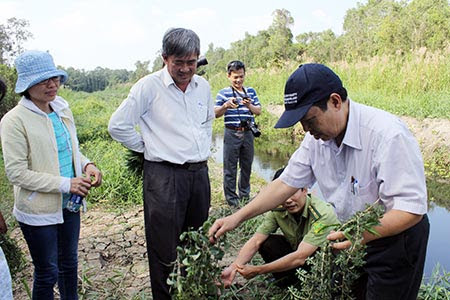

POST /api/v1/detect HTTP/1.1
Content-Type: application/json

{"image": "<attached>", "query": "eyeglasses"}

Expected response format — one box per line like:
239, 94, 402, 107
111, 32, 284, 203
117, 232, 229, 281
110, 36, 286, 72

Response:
37, 76, 61, 86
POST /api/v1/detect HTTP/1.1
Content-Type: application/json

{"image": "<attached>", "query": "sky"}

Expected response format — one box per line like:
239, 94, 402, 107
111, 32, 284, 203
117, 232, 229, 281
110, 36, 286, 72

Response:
0, 0, 362, 71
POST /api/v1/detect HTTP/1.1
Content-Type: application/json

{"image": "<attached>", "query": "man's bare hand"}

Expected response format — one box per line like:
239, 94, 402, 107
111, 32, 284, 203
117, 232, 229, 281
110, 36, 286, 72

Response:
236, 264, 259, 279
327, 230, 352, 250
208, 214, 240, 243
226, 98, 239, 109
221, 265, 237, 288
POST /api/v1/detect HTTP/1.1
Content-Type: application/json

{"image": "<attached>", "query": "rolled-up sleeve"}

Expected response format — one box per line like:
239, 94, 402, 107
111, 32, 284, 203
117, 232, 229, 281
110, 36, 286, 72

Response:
375, 131, 427, 215
281, 136, 316, 189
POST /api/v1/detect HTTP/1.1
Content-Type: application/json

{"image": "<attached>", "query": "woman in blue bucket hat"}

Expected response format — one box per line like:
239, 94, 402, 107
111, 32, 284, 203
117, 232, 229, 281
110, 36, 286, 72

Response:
0, 50, 103, 299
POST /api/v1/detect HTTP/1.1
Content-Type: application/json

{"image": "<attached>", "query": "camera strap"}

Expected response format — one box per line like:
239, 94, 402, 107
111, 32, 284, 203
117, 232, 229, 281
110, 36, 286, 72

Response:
231, 86, 256, 126
231, 86, 249, 99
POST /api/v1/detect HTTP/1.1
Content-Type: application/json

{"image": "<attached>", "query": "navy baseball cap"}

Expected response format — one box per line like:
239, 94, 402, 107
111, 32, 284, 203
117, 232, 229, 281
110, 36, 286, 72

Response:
274, 63, 343, 128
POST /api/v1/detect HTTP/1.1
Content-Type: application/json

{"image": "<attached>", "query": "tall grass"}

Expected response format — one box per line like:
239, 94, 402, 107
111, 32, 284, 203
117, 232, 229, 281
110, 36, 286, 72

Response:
209, 48, 450, 119
80, 139, 142, 207
332, 47, 450, 118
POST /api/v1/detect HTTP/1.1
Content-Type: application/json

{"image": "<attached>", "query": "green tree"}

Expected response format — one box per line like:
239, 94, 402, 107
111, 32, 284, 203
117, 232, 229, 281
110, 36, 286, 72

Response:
295, 29, 341, 63
401, 0, 450, 51
342, 0, 402, 59
0, 17, 33, 65
266, 8, 295, 67
133, 60, 151, 81
0, 64, 19, 119
203, 43, 228, 76
62, 66, 132, 92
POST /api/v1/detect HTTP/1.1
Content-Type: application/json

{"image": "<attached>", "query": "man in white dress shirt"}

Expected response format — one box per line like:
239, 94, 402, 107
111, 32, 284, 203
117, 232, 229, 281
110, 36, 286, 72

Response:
108, 28, 214, 300
209, 63, 429, 300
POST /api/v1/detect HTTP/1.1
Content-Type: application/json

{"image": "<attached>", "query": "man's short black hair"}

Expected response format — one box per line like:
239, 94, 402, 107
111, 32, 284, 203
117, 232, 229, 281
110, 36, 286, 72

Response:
227, 60, 246, 74
312, 87, 348, 111
272, 167, 285, 181
162, 28, 200, 58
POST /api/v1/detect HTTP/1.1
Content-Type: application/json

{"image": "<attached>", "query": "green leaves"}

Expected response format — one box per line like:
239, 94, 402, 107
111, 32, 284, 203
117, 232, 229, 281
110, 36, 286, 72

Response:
291, 202, 384, 300
167, 217, 228, 300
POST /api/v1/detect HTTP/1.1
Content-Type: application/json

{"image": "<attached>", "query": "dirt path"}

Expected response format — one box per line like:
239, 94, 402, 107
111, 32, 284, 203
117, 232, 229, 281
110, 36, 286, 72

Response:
12, 207, 153, 299
266, 104, 450, 159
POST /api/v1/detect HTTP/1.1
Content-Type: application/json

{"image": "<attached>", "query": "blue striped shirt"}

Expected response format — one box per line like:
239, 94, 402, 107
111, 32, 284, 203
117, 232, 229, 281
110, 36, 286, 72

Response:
48, 112, 74, 207
215, 86, 261, 127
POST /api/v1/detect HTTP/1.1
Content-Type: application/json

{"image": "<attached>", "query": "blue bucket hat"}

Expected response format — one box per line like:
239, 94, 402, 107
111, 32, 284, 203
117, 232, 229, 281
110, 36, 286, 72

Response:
274, 64, 342, 128
14, 50, 68, 93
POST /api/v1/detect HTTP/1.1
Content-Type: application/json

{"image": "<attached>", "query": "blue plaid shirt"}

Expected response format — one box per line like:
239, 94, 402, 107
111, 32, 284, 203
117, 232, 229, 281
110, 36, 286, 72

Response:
215, 86, 261, 127
48, 112, 74, 208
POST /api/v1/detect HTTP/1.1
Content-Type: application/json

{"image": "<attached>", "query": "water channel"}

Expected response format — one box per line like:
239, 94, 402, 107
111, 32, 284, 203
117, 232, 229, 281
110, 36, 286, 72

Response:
211, 134, 449, 278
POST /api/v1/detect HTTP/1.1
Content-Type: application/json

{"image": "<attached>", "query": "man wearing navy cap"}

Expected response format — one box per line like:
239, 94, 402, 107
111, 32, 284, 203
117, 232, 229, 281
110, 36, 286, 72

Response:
209, 63, 429, 300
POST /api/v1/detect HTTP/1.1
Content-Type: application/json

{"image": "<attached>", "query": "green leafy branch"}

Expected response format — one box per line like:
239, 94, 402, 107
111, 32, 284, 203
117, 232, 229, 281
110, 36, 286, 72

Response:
167, 217, 229, 300
291, 201, 384, 300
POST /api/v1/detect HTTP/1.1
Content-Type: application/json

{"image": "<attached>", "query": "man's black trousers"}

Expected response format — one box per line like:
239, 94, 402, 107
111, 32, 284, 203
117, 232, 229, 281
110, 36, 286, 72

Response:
143, 160, 210, 300
354, 214, 429, 300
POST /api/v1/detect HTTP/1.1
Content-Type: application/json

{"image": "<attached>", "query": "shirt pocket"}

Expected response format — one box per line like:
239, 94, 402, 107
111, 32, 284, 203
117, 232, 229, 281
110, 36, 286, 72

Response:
349, 179, 379, 216
195, 100, 209, 126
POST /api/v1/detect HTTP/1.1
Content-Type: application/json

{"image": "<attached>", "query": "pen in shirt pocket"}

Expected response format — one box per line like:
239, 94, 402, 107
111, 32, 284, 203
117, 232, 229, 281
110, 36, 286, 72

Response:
351, 176, 359, 195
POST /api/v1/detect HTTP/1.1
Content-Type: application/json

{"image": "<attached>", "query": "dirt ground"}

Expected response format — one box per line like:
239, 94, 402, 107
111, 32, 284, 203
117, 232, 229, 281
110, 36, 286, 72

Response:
11, 207, 153, 299
11, 207, 251, 300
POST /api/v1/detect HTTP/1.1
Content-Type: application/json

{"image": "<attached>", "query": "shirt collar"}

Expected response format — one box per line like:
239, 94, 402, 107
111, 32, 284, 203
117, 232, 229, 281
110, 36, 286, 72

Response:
19, 96, 69, 117
282, 194, 312, 220
341, 98, 362, 150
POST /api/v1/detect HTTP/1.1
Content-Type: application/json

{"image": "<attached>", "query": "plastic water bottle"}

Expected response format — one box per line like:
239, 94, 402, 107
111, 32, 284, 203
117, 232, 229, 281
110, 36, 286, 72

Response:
66, 194, 83, 212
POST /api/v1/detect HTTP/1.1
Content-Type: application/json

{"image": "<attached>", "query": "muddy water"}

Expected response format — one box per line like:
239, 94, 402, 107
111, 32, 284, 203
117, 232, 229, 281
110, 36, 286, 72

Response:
211, 134, 449, 277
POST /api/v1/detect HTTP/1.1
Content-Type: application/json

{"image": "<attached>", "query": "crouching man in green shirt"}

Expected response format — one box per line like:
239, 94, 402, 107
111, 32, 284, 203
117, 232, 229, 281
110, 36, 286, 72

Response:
221, 168, 340, 287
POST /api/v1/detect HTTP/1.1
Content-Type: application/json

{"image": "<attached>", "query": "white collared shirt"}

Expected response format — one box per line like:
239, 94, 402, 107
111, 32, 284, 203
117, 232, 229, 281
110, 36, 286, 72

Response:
108, 66, 214, 164
281, 99, 427, 222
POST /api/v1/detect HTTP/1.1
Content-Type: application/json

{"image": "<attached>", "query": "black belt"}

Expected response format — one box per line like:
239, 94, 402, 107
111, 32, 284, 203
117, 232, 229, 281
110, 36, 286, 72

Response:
225, 125, 248, 131
156, 160, 207, 171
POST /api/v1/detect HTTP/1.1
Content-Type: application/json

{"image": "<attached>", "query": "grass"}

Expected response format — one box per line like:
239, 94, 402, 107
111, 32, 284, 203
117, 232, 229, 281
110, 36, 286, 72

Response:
418, 264, 450, 300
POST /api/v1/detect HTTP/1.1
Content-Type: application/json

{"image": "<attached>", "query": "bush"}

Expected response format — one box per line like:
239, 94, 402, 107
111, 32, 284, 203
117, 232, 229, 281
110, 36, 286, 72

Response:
0, 64, 19, 120
80, 139, 142, 206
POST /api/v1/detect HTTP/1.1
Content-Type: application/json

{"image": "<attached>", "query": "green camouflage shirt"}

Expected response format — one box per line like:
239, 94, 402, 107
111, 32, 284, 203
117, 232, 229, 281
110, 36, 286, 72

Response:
256, 195, 340, 249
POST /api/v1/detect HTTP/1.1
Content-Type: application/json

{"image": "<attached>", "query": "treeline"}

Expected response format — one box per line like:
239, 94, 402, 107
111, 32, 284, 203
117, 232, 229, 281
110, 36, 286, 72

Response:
60, 60, 153, 92
202, 0, 450, 74
60, 67, 132, 92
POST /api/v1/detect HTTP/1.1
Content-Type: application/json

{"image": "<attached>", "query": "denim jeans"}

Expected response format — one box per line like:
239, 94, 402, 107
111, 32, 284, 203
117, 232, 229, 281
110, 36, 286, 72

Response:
223, 128, 254, 206
19, 209, 80, 300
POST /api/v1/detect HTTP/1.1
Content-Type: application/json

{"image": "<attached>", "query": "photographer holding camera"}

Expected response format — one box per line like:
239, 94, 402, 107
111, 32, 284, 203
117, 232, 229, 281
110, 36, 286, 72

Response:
215, 60, 261, 208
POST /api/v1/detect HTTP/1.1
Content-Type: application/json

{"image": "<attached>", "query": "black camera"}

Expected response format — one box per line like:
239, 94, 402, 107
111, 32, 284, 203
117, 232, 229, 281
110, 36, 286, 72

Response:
0, 79, 6, 102
197, 56, 208, 68
241, 120, 261, 137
